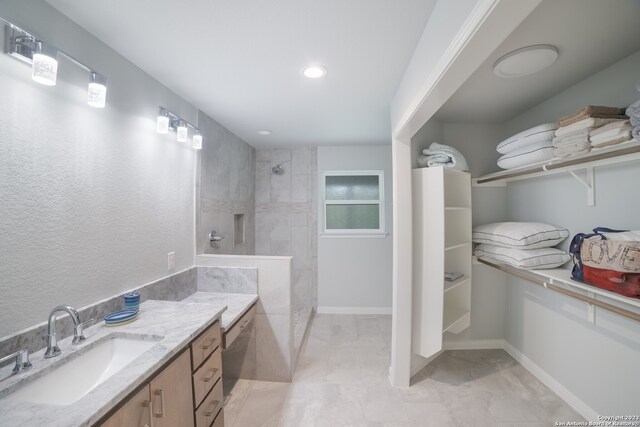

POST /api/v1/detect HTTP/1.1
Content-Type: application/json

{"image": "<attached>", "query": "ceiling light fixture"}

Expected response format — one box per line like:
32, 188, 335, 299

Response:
303, 66, 327, 79
5, 21, 109, 107
257, 129, 272, 135
493, 45, 559, 78
155, 106, 202, 149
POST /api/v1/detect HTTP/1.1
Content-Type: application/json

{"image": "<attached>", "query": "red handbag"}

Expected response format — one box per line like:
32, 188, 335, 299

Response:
582, 265, 640, 298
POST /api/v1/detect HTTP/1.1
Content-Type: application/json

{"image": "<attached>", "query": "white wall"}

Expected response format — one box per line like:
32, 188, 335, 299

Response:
499, 50, 640, 415
317, 146, 393, 312
0, 1, 198, 336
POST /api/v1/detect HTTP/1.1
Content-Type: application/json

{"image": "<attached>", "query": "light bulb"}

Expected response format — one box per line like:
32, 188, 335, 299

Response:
192, 131, 203, 149
177, 121, 188, 142
32, 42, 58, 86
87, 72, 107, 108
157, 109, 169, 134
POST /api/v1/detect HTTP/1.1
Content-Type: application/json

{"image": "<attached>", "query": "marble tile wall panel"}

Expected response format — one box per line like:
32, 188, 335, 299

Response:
0, 268, 197, 357
196, 266, 258, 294
255, 313, 292, 382
254, 147, 318, 369
197, 111, 255, 256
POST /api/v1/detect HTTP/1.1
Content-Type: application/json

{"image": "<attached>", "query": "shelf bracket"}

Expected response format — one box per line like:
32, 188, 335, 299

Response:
568, 167, 595, 207
587, 292, 596, 324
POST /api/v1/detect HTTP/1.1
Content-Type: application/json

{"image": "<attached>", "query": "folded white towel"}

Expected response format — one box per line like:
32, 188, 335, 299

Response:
591, 135, 633, 149
590, 127, 632, 144
422, 142, 469, 171
497, 123, 557, 154
555, 117, 622, 137
590, 119, 631, 137
553, 140, 590, 158
625, 100, 639, 126
552, 128, 593, 144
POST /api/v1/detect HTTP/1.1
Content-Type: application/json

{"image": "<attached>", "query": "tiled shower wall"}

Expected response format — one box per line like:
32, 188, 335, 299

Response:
196, 111, 256, 255
255, 148, 318, 343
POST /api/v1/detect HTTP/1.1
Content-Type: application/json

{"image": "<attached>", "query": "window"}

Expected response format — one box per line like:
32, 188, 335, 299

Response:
322, 171, 385, 236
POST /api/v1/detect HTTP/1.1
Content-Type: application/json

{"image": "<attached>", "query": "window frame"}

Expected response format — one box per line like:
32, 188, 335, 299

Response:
321, 170, 386, 238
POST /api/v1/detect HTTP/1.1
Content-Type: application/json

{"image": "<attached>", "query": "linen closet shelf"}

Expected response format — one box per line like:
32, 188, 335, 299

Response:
472, 141, 640, 188
476, 257, 640, 323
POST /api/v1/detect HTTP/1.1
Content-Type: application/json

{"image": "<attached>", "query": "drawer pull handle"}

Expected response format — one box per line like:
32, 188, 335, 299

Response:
203, 368, 218, 382
204, 400, 220, 417
202, 338, 216, 350
143, 400, 154, 427
154, 389, 165, 418
240, 321, 249, 330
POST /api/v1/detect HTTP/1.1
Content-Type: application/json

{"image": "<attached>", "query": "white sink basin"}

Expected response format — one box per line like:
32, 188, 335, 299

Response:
7, 335, 160, 406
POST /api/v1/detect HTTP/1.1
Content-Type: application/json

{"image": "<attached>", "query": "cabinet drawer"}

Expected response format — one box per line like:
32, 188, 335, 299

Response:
212, 408, 225, 427
195, 378, 223, 427
192, 321, 221, 370
99, 385, 151, 427
193, 345, 222, 408
224, 304, 256, 349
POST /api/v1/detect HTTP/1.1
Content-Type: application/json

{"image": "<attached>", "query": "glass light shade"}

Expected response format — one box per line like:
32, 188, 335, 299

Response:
87, 72, 107, 108
157, 115, 170, 134
32, 42, 58, 86
177, 122, 188, 142
192, 133, 203, 149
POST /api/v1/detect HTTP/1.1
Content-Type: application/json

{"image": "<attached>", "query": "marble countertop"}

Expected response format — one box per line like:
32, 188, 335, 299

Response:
181, 292, 258, 331
0, 299, 226, 427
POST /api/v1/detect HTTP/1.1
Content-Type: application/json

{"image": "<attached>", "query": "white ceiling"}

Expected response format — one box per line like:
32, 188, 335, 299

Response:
435, 0, 640, 123
46, 0, 437, 148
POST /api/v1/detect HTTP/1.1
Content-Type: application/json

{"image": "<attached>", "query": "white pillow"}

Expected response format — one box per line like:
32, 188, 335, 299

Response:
474, 244, 570, 269
497, 140, 555, 170
472, 222, 569, 249
497, 123, 557, 154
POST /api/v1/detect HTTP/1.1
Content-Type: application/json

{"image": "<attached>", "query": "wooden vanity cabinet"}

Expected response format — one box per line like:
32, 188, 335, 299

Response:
96, 320, 224, 427
99, 386, 152, 427
150, 349, 194, 427
191, 321, 224, 427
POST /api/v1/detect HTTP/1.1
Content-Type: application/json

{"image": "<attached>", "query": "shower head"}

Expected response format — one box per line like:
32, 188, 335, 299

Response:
272, 164, 284, 175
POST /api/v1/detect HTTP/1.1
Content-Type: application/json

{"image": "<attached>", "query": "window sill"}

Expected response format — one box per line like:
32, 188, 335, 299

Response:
320, 232, 389, 239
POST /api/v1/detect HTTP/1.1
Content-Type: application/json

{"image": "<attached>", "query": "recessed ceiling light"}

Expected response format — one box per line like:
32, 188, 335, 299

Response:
257, 129, 272, 135
303, 66, 327, 79
493, 45, 558, 78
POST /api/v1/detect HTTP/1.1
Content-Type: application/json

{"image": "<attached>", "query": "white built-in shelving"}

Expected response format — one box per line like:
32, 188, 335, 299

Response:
411, 166, 472, 359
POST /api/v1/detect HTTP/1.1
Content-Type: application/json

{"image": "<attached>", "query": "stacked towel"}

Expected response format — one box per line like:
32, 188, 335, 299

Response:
557, 105, 626, 127
417, 142, 469, 171
589, 119, 633, 149
626, 82, 640, 140
495, 123, 556, 169
552, 127, 592, 158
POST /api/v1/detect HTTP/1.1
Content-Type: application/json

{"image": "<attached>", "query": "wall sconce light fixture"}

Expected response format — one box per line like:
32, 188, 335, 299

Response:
5, 22, 108, 108
156, 106, 202, 149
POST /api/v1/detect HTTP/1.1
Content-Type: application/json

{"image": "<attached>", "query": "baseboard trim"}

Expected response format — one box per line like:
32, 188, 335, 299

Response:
443, 339, 504, 350
316, 306, 392, 315
502, 341, 598, 421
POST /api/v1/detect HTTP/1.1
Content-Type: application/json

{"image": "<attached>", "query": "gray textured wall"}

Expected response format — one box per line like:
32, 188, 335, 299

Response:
0, 1, 198, 336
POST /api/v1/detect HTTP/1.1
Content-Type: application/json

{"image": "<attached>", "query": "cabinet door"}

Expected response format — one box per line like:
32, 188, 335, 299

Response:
150, 349, 195, 427
99, 385, 152, 427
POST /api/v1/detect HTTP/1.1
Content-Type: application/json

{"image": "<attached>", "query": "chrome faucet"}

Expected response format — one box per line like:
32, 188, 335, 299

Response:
0, 349, 32, 381
44, 305, 94, 359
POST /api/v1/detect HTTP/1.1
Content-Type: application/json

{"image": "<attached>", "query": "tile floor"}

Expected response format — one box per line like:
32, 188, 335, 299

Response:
223, 314, 584, 427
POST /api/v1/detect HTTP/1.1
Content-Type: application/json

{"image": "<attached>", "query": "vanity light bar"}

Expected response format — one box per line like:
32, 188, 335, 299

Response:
156, 107, 203, 149
4, 22, 108, 108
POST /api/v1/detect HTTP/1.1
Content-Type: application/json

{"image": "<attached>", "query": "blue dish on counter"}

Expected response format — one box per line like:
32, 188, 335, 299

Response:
104, 309, 139, 326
